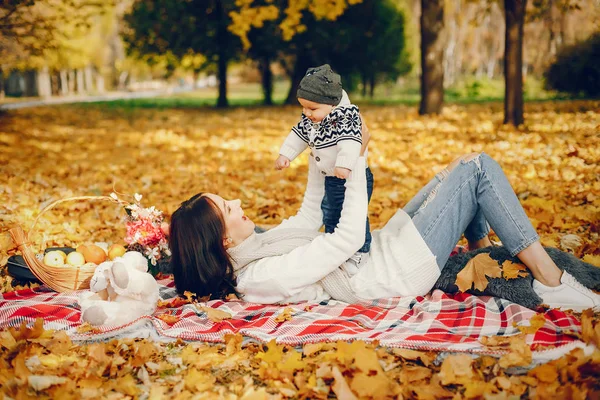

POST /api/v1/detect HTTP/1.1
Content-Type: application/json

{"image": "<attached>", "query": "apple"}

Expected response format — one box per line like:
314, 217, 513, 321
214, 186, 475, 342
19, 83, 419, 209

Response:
55, 250, 67, 262
66, 251, 85, 267
108, 244, 127, 260
44, 251, 65, 267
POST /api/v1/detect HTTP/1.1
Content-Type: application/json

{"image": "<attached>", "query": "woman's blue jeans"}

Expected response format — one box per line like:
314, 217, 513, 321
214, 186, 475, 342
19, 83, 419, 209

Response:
403, 153, 539, 269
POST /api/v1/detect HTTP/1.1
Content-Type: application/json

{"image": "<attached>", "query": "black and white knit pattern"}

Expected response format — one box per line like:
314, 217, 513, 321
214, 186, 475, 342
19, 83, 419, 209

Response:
292, 105, 362, 149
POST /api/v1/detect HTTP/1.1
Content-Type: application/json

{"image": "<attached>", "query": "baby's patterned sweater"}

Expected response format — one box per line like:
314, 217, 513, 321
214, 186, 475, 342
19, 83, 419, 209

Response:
279, 105, 363, 175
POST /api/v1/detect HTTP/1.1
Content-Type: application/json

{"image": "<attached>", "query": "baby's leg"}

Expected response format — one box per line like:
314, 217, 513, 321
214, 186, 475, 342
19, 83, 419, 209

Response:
321, 176, 346, 234
357, 167, 374, 253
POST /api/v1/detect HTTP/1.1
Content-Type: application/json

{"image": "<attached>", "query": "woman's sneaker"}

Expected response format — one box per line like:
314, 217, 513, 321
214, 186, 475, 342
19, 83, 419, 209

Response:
532, 271, 600, 312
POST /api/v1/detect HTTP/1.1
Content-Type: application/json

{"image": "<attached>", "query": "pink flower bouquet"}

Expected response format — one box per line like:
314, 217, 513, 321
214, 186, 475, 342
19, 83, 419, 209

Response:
111, 192, 171, 273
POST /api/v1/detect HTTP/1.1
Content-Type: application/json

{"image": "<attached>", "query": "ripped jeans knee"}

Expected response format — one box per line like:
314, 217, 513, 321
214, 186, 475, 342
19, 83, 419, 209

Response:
415, 170, 447, 214
459, 152, 483, 169
416, 152, 484, 214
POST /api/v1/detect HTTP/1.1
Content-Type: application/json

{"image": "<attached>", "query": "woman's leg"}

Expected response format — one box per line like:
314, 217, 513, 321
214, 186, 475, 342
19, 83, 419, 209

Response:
403, 170, 449, 218
409, 152, 598, 310
403, 153, 477, 217
409, 153, 553, 278
464, 209, 493, 250
404, 153, 492, 250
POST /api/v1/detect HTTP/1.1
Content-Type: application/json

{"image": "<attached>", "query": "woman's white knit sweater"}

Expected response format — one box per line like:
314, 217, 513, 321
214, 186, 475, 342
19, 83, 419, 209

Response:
232, 157, 440, 304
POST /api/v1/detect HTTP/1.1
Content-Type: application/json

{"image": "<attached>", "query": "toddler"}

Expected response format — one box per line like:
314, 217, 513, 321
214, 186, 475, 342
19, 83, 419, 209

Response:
275, 64, 374, 264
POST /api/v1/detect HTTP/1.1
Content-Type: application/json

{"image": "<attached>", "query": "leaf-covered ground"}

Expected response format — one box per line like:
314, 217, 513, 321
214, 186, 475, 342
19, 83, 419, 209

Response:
0, 101, 599, 398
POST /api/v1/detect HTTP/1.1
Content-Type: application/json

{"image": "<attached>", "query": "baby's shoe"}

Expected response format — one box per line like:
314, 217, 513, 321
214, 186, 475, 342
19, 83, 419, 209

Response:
532, 271, 600, 312
344, 252, 370, 275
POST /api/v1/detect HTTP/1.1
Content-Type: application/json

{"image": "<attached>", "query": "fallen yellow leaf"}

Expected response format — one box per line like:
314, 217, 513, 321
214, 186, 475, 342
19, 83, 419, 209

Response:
274, 307, 294, 323
197, 305, 232, 322
514, 313, 547, 335
456, 253, 503, 292
502, 260, 529, 279
438, 353, 475, 385
498, 334, 532, 368
582, 254, 600, 267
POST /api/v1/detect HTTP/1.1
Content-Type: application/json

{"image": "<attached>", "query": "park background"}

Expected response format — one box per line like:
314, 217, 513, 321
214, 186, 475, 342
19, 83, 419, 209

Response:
1, 0, 599, 115
1, 0, 600, 399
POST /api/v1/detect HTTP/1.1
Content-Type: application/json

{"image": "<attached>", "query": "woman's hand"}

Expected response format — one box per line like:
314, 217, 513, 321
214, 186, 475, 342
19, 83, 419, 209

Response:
360, 120, 370, 156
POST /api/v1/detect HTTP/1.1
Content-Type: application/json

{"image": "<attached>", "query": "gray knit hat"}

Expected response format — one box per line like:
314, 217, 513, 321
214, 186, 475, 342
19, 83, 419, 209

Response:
297, 64, 343, 106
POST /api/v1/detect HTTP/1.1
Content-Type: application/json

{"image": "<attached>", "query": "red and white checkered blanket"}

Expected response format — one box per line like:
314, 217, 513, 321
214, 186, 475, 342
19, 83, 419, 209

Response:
0, 278, 583, 356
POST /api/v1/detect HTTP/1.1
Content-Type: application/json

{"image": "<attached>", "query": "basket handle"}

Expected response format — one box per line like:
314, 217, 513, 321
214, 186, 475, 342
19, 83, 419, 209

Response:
9, 225, 28, 252
8, 195, 131, 292
29, 195, 129, 242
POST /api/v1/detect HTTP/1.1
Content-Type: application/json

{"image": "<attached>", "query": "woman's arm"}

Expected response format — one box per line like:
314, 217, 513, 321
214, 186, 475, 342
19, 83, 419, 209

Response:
237, 157, 369, 302
274, 155, 326, 231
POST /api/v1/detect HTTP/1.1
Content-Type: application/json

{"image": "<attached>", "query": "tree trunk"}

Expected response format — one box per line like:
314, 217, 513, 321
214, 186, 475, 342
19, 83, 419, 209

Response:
504, 0, 527, 126
68, 70, 76, 93
37, 66, 52, 98
24, 70, 38, 97
96, 72, 105, 93
361, 72, 368, 97
50, 72, 59, 95
419, 0, 445, 115
76, 69, 85, 94
118, 71, 128, 90
0, 73, 4, 99
260, 56, 273, 105
369, 75, 375, 98
109, 12, 125, 91
193, 70, 200, 89
85, 66, 94, 93
216, 52, 228, 108
216, 0, 228, 108
59, 70, 68, 95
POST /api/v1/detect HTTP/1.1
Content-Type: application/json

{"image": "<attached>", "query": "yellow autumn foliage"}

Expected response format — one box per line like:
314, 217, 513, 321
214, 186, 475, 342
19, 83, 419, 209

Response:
0, 100, 599, 398
229, 0, 364, 46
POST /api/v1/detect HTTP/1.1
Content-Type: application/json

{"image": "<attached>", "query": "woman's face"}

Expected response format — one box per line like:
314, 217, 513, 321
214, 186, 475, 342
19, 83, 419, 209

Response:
203, 193, 255, 247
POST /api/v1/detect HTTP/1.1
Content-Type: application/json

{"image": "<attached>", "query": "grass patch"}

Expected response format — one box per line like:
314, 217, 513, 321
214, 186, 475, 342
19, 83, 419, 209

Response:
62, 77, 575, 110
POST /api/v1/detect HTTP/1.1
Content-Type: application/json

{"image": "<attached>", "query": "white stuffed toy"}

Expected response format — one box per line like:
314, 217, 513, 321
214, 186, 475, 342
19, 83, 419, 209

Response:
78, 251, 160, 327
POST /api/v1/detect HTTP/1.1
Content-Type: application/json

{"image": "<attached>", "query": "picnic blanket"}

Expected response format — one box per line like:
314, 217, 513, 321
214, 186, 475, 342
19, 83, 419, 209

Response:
0, 277, 589, 361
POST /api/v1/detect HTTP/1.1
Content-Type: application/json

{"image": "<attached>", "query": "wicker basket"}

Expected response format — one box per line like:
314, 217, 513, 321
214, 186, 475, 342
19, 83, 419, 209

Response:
9, 195, 127, 292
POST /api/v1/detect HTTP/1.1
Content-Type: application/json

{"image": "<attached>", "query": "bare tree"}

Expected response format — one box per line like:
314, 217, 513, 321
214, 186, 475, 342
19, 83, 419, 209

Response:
504, 0, 527, 125
419, 0, 445, 115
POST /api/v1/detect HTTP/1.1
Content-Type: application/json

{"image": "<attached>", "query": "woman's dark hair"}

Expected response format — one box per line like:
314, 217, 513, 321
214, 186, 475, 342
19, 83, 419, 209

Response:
169, 193, 239, 299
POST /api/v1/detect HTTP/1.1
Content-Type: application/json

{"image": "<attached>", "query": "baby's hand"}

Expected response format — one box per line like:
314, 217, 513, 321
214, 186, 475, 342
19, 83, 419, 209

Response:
334, 167, 351, 179
275, 155, 290, 170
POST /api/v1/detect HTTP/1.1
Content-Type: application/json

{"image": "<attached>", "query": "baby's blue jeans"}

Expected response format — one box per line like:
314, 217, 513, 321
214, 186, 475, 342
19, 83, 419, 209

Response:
403, 153, 539, 269
322, 167, 374, 253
